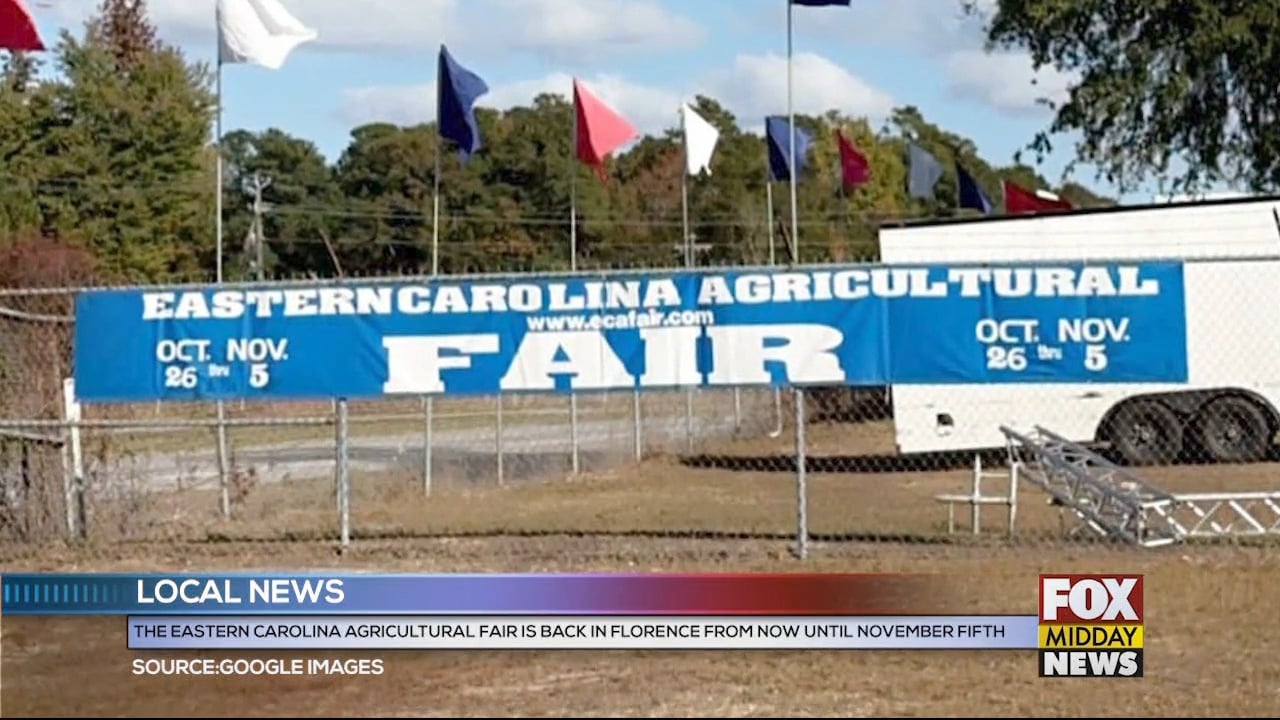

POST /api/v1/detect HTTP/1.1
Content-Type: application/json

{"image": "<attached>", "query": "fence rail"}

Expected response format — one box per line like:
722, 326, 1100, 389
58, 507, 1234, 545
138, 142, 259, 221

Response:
6, 259, 1280, 563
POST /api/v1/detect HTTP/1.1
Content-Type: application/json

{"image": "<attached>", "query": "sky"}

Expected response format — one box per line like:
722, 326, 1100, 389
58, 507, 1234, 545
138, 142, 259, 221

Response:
24, 0, 1223, 203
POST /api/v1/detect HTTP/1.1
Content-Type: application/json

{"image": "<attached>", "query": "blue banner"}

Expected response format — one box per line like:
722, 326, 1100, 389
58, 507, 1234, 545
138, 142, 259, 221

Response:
72, 263, 1189, 403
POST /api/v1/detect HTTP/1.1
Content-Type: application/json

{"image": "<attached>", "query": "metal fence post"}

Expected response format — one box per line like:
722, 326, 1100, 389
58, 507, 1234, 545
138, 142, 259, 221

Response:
215, 400, 231, 519
794, 387, 808, 560
733, 387, 743, 433
422, 396, 433, 495
495, 392, 504, 485
60, 378, 81, 539
336, 398, 350, 549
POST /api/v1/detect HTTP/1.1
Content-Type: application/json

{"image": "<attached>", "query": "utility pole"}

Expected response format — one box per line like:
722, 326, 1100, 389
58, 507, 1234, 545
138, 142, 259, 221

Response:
243, 172, 273, 281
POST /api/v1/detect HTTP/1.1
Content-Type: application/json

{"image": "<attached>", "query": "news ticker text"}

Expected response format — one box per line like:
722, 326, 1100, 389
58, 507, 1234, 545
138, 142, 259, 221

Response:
127, 615, 1036, 650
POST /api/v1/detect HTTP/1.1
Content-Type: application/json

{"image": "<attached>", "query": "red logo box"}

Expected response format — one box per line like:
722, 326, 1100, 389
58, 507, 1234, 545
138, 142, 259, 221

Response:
1039, 574, 1144, 624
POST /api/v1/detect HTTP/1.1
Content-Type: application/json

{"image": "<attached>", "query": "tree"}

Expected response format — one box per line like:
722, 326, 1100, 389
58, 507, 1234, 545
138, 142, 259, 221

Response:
2, 51, 37, 93
0, 0, 1123, 285
221, 128, 340, 279
0, 55, 50, 237
38, 9, 214, 281
330, 123, 436, 275
969, 0, 1280, 194
88, 0, 160, 74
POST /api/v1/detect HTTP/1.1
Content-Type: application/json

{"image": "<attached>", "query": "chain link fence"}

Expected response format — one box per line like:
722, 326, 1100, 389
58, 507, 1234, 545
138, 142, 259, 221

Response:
4, 258, 1280, 566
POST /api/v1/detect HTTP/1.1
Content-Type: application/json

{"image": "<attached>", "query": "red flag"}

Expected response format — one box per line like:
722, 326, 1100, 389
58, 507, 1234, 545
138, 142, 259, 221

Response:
0, 0, 45, 52
1003, 180, 1073, 214
836, 130, 870, 190
573, 78, 637, 181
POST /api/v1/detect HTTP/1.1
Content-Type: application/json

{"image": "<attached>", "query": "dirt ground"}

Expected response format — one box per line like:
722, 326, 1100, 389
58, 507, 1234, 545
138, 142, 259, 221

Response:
3, 420, 1280, 717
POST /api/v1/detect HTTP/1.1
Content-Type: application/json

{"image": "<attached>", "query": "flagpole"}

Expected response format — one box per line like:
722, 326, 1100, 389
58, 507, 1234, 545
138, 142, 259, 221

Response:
213, 5, 230, 522
766, 179, 775, 265
570, 106, 578, 273
836, 131, 846, 211
425, 77, 443, 496
786, 0, 799, 266
765, 168, 782, 440
432, 130, 442, 276
568, 93, 580, 474
785, 0, 808, 561
675, 106, 696, 448
837, 139, 848, 253
215, 59, 224, 283
680, 110, 692, 268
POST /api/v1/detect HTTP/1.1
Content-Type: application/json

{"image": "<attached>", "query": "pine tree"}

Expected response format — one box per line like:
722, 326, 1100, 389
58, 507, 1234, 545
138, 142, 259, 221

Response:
1, 52, 38, 93
40, 0, 216, 280
88, 0, 160, 74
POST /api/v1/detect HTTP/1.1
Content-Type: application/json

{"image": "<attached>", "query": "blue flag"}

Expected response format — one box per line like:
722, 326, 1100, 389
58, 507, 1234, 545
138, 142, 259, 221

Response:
765, 116, 811, 182
437, 45, 489, 161
956, 163, 994, 214
907, 143, 942, 199
791, 0, 852, 6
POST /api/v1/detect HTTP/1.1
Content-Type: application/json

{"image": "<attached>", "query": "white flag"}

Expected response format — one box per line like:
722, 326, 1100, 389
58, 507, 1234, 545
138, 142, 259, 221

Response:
680, 103, 720, 176
217, 0, 317, 71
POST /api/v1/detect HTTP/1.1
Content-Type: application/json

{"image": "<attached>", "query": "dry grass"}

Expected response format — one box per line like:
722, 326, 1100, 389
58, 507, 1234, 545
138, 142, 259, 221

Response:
84, 390, 743, 456
4, 419, 1280, 717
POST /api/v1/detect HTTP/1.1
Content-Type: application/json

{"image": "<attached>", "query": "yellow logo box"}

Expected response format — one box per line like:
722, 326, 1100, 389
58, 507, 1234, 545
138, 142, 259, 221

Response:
1038, 624, 1143, 649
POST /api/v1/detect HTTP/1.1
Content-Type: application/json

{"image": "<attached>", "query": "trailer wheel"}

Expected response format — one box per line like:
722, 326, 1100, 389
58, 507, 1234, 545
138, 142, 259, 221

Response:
1191, 396, 1273, 465
1106, 400, 1183, 466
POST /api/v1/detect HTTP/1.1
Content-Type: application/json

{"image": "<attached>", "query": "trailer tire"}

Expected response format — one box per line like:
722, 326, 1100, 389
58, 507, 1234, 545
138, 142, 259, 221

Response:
1191, 396, 1273, 465
1106, 400, 1183, 466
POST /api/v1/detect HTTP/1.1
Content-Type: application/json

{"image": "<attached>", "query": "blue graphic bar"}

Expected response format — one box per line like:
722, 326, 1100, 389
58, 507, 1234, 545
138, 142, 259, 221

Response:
1, 572, 931, 616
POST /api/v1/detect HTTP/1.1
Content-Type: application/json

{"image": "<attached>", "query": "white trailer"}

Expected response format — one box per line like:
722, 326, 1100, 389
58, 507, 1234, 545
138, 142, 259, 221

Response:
879, 194, 1280, 465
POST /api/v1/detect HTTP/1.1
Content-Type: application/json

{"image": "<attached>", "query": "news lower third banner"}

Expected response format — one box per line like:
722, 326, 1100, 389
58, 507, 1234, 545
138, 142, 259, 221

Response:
1, 573, 935, 616
0, 573, 1038, 651
126, 615, 1038, 651
72, 262, 1190, 402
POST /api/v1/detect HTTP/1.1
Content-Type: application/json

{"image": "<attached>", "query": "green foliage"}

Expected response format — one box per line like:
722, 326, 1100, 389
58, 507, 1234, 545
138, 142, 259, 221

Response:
39, 30, 214, 281
972, 0, 1280, 194
296, 100, 1112, 275
0, 0, 213, 284
0, 2, 1119, 285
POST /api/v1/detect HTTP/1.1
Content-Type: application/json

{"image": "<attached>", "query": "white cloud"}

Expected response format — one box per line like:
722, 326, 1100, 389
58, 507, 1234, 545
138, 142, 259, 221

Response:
496, 74, 684, 136
795, 0, 985, 55
704, 53, 896, 130
498, 0, 702, 60
44, 0, 696, 59
945, 50, 1075, 115
49, 0, 458, 51
340, 51, 894, 138
340, 73, 683, 140
788, 0, 1077, 117
340, 85, 434, 127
